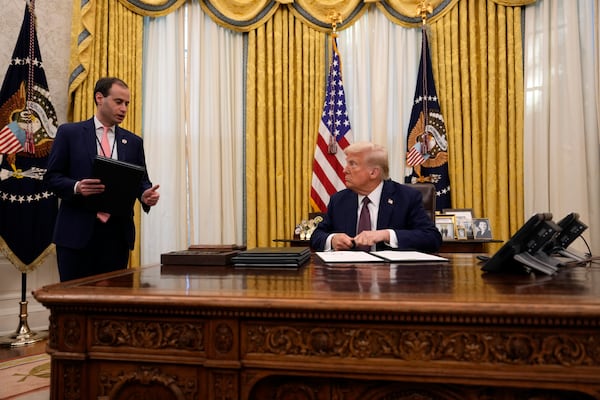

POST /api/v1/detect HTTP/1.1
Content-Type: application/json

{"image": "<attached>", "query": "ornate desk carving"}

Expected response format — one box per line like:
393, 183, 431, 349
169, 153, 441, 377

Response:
34, 255, 600, 400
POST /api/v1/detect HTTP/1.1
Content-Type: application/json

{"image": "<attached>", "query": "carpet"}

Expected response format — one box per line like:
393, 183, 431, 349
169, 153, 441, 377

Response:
0, 353, 50, 399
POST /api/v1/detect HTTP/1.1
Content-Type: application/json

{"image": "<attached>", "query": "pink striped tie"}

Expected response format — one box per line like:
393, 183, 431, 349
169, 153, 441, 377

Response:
97, 126, 111, 222
100, 126, 111, 157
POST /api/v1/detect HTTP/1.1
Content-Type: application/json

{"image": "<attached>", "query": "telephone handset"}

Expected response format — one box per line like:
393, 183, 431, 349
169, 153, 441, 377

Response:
544, 212, 588, 261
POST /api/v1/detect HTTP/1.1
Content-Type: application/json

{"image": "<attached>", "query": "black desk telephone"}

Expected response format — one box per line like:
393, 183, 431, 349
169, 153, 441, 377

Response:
481, 212, 588, 275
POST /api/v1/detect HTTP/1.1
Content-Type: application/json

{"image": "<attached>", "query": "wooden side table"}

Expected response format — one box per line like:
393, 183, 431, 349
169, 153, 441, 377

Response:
273, 238, 311, 247
439, 239, 503, 253
274, 238, 503, 254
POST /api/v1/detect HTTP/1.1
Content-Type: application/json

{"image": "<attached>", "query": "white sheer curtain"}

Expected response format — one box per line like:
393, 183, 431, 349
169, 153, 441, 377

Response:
141, 10, 187, 264
185, 4, 245, 247
141, 2, 245, 264
524, 0, 600, 254
337, 8, 421, 182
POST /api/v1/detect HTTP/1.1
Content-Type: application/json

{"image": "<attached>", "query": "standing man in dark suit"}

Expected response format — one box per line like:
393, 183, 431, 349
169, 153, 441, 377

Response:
310, 142, 441, 253
44, 77, 160, 281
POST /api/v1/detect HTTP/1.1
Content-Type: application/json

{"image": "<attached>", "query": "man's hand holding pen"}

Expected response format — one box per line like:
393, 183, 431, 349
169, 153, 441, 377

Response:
332, 231, 375, 251
331, 233, 355, 251
331, 230, 390, 251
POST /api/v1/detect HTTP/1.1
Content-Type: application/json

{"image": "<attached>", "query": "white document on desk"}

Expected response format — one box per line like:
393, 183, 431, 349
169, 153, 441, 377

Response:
315, 251, 385, 263
370, 250, 448, 262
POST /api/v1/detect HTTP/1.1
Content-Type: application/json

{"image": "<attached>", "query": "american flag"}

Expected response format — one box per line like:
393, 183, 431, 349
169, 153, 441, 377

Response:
406, 141, 425, 166
310, 37, 353, 212
0, 122, 26, 154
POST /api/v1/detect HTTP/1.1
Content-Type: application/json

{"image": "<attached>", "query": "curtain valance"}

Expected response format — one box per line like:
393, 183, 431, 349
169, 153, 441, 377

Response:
118, 0, 187, 16
117, 0, 536, 29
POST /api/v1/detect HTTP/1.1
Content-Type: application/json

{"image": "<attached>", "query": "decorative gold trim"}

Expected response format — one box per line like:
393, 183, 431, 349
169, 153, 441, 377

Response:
0, 238, 55, 273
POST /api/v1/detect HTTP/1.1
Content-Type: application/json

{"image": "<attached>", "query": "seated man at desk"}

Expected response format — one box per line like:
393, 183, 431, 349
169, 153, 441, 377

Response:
310, 142, 442, 253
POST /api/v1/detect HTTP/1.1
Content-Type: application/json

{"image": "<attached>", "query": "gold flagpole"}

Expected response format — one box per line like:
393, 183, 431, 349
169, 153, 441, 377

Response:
327, 11, 342, 155
412, 0, 434, 183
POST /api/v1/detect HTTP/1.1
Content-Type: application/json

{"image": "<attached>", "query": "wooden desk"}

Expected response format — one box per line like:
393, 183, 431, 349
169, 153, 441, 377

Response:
34, 255, 600, 400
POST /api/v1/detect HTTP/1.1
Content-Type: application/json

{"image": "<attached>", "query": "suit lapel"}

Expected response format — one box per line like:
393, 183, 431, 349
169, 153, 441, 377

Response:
376, 181, 395, 229
85, 119, 98, 161
115, 127, 127, 161
346, 194, 359, 235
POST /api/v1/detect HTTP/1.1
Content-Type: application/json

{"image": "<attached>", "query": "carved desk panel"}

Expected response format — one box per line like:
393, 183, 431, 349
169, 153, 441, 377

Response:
34, 254, 600, 400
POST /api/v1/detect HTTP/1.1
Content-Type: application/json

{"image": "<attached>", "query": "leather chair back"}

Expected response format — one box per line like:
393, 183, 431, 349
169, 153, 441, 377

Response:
406, 183, 436, 221
309, 212, 326, 220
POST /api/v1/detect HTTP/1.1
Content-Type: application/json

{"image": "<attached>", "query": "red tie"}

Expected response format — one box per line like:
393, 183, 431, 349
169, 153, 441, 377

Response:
100, 126, 111, 157
97, 126, 111, 223
356, 197, 371, 251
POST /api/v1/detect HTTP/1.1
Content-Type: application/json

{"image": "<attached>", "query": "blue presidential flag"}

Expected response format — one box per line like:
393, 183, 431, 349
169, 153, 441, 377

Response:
405, 26, 451, 211
0, 2, 58, 272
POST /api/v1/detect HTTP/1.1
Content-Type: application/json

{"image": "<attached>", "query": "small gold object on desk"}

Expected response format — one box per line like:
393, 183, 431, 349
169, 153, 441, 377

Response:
160, 244, 246, 266
294, 215, 323, 240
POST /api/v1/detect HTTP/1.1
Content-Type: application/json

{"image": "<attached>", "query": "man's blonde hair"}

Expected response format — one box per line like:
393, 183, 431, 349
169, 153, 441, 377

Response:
344, 141, 390, 179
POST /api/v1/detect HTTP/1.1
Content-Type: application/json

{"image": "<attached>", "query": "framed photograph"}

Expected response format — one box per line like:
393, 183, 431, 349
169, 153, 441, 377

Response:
456, 225, 468, 240
443, 208, 474, 239
435, 214, 456, 241
473, 218, 493, 239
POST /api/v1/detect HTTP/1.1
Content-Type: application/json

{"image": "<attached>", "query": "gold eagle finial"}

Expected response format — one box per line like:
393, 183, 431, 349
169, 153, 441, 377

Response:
417, 0, 433, 24
328, 11, 342, 34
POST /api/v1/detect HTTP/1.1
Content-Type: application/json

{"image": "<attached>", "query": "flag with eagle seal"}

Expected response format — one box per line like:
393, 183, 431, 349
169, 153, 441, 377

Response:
404, 26, 451, 211
0, 2, 58, 272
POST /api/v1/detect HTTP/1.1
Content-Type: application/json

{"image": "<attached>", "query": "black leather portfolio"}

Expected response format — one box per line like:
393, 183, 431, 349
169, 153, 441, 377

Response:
160, 250, 240, 266
88, 156, 145, 216
231, 247, 311, 268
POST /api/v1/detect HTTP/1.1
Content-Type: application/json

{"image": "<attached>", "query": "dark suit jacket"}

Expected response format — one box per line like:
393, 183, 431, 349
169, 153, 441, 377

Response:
310, 180, 442, 253
44, 118, 152, 249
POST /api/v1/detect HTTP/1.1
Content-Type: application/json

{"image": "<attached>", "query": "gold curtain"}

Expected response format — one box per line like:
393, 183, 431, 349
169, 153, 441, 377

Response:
246, 8, 326, 248
68, 0, 144, 265
428, 0, 524, 249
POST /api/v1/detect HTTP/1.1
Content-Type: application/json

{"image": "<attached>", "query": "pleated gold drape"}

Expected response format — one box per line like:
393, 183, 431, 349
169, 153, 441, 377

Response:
68, 0, 144, 266
246, 8, 326, 248
428, 0, 524, 249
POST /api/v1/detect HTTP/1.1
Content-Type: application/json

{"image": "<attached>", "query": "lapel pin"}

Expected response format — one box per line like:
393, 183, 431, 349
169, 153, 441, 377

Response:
121, 139, 127, 144
387, 198, 393, 204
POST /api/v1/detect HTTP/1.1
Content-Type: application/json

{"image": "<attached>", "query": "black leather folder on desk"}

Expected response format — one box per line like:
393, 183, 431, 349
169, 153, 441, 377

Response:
231, 247, 311, 268
87, 156, 145, 216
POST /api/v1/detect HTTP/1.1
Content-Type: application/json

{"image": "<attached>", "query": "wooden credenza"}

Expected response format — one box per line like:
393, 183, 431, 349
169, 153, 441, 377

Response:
274, 238, 503, 253
33, 254, 600, 400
